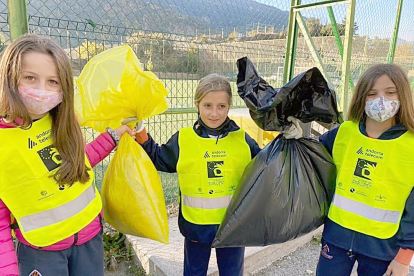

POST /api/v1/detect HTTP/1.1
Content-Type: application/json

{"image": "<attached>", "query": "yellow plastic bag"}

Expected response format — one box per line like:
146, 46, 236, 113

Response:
75, 45, 168, 132
102, 135, 169, 244
75, 45, 169, 243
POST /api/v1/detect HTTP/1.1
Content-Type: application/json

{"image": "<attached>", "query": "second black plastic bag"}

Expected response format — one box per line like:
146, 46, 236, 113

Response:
212, 57, 340, 247
236, 56, 342, 131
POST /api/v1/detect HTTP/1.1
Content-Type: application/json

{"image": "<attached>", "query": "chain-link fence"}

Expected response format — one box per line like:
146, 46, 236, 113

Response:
1, 0, 413, 215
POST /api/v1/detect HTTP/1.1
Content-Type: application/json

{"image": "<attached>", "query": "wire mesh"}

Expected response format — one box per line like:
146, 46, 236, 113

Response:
1, 0, 413, 215
0, 2, 9, 50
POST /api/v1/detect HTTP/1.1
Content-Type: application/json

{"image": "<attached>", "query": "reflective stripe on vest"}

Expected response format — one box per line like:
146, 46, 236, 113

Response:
0, 114, 102, 247
20, 185, 96, 232
177, 127, 251, 225
183, 194, 233, 209
332, 193, 400, 224
328, 121, 414, 239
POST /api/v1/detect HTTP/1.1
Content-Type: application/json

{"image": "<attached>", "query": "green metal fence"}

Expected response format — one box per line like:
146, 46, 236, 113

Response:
2, 0, 413, 215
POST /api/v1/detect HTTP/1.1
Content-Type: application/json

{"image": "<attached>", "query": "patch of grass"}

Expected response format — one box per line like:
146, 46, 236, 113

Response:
104, 231, 134, 270
126, 264, 147, 276
311, 233, 322, 245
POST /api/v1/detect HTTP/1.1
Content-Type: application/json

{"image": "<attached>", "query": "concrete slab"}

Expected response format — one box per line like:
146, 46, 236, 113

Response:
127, 216, 323, 276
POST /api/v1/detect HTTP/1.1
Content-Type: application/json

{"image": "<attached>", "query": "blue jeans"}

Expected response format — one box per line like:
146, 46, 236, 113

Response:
183, 238, 244, 276
18, 232, 104, 276
316, 239, 391, 276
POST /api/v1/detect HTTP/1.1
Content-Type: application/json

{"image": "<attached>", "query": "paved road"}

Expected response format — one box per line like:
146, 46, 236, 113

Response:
252, 239, 414, 276
104, 233, 414, 276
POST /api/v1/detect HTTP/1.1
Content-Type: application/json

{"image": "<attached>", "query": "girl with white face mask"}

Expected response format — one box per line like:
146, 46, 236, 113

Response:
316, 64, 414, 276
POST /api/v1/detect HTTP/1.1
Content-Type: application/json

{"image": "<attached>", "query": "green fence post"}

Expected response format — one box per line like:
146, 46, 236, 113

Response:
8, 0, 29, 40
283, 0, 301, 84
341, 0, 356, 116
327, 6, 354, 89
387, 0, 403, 63
296, 12, 331, 83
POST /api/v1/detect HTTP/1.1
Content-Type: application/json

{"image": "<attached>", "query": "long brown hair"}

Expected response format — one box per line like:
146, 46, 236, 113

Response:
348, 63, 414, 132
0, 34, 90, 185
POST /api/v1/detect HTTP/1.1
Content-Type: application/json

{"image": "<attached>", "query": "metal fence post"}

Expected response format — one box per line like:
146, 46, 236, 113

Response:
341, 0, 356, 116
387, 0, 403, 63
283, 0, 301, 84
8, 0, 29, 40
327, 6, 354, 89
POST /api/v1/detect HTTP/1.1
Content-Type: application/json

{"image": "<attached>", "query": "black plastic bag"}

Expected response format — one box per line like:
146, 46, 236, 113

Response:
212, 135, 336, 247
212, 58, 340, 247
236, 57, 343, 130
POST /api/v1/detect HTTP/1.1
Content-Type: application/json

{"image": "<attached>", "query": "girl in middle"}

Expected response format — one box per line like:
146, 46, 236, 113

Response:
135, 73, 261, 276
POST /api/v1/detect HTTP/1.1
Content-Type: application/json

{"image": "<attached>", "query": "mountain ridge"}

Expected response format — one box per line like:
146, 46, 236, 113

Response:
26, 0, 289, 36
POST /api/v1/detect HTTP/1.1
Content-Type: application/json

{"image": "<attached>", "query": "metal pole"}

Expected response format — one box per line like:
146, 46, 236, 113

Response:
296, 13, 331, 84
283, 0, 301, 84
327, 6, 343, 57
342, 0, 356, 116
327, 6, 354, 89
8, 0, 29, 40
293, 0, 347, 10
359, 35, 369, 76
163, 106, 246, 115
387, 0, 403, 63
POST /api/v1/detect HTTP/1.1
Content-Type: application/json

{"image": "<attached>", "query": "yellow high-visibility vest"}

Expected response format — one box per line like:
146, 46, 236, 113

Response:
0, 114, 102, 247
328, 121, 414, 239
177, 127, 251, 225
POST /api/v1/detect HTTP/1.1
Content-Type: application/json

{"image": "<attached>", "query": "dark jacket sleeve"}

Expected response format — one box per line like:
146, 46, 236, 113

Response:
318, 126, 340, 156
245, 133, 261, 159
397, 188, 414, 250
141, 132, 179, 173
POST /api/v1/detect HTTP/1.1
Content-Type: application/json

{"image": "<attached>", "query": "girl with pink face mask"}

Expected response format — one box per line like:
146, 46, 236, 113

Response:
316, 64, 414, 276
0, 34, 133, 276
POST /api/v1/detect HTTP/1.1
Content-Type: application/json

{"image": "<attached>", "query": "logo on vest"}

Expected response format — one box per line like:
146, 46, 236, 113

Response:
37, 145, 62, 171
375, 194, 387, 202
211, 150, 227, 158
358, 147, 384, 160
204, 151, 210, 158
36, 129, 52, 143
29, 269, 42, 276
38, 189, 55, 201
207, 161, 224, 178
354, 158, 377, 181
365, 149, 383, 160
28, 138, 38, 149
349, 187, 368, 197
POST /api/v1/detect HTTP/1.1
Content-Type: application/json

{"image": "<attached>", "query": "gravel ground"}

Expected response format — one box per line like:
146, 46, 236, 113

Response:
252, 238, 414, 276
251, 238, 334, 276
104, 260, 145, 276
103, 235, 414, 276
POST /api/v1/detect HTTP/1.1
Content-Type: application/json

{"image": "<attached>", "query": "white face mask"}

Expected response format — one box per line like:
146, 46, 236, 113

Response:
365, 97, 400, 123
18, 87, 63, 115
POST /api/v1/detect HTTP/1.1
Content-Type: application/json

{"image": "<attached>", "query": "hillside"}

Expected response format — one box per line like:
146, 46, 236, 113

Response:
26, 0, 289, 36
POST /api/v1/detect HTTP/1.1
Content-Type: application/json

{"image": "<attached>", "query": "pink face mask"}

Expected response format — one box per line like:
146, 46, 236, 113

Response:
18, 87, 63, 114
